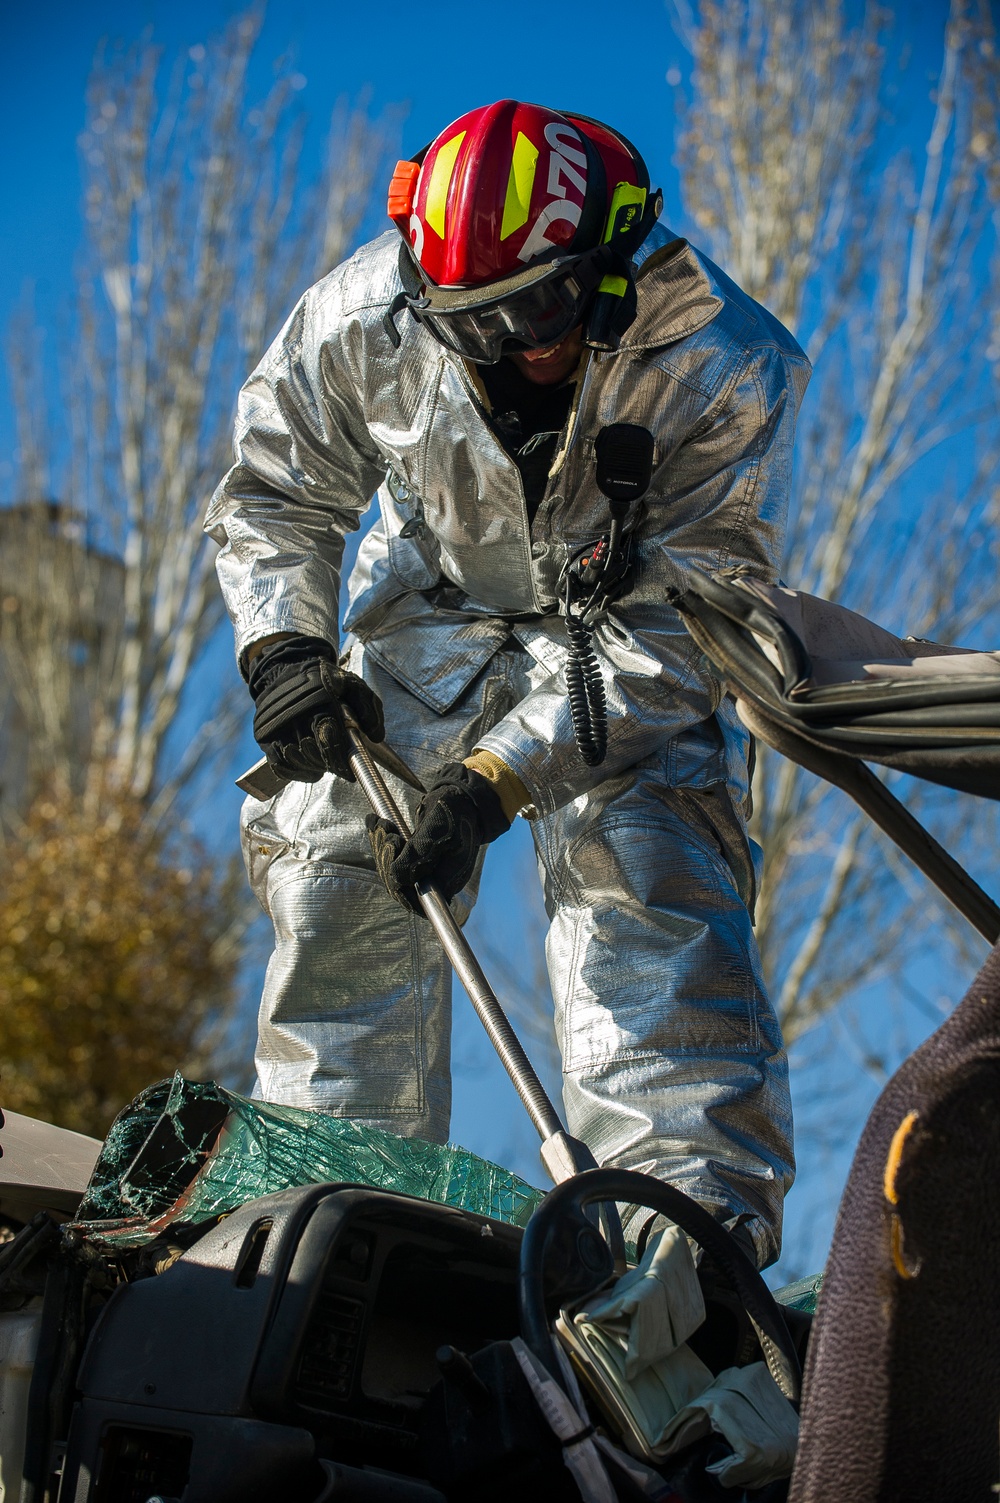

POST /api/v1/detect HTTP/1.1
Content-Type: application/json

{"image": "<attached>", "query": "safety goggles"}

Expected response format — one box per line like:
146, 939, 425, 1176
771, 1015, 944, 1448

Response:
397, 245, 609, 365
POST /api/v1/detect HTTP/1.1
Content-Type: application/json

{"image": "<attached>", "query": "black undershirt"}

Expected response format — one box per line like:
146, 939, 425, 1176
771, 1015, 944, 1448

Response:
480, 358, 576, 524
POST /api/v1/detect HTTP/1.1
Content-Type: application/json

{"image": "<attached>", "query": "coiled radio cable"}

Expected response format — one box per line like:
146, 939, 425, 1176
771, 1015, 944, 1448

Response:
562, 424, 656, 767
565, 579, 609, 766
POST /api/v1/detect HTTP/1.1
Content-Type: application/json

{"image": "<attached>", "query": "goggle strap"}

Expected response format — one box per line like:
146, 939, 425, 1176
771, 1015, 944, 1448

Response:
383, 290, 410, 349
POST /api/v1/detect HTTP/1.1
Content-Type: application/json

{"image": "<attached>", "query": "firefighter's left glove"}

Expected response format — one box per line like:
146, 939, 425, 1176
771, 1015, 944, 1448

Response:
247, 634, 384, 784
366, 762, 511, 912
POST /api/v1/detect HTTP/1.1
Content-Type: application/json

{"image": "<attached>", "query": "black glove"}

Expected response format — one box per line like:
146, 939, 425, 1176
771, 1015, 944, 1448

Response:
247, 634, 384, 783
366, 761, 510, 911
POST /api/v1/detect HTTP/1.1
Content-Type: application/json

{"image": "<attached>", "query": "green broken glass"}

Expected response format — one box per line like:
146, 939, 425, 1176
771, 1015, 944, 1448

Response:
72, 1073, 545, 1249
71, 1075, 827, 1309
772, 1272, 824, 1316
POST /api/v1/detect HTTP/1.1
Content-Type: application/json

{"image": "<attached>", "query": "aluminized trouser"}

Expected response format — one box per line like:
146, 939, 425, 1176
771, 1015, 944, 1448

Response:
241, 641, 794, 1265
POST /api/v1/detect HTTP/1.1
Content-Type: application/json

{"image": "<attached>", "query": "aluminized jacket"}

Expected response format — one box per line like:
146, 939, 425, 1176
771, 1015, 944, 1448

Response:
208, 225, 809, 816
206, 223, 810, 1264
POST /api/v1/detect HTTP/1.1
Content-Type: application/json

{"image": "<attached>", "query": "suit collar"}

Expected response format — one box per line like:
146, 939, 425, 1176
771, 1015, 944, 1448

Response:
622, 235, 724, 351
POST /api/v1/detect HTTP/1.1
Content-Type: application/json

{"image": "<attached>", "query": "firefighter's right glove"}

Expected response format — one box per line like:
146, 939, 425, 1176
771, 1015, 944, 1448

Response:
366, 761, 511, 912
247, 634, 384, 784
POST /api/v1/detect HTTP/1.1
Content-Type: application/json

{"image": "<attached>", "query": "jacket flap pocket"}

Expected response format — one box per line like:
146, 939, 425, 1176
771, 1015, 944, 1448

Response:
361, 592, 510, 714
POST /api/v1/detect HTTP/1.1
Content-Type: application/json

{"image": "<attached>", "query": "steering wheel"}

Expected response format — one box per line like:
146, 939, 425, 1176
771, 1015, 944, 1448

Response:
517, 1167, 801, 1404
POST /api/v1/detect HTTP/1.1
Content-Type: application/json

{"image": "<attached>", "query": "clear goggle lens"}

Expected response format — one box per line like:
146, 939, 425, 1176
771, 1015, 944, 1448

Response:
405, 259, 602, 364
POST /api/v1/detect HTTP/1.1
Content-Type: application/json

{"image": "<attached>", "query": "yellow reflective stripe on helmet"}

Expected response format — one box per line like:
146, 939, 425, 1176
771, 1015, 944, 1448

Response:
598, 274, 628, 296
603, 181, 647, 244
500, 131, 540, 241
424, 130, 467, 239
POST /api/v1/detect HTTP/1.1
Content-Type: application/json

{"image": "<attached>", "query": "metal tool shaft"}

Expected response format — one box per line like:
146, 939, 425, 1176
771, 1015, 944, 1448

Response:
348, 728, 564, 1144
356, 732, 627, 1261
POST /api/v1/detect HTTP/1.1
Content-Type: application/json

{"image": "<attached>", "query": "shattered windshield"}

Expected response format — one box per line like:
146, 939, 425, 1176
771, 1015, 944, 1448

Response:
72, 1073, 544, 1249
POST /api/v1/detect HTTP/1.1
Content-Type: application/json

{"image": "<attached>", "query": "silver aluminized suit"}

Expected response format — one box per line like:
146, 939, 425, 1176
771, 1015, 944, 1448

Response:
206, 223, 810, 1265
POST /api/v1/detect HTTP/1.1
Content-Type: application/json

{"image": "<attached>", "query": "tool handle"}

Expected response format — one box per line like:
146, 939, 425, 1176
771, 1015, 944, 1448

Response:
349, 718, 627, 1265
345, 718, 565, 1146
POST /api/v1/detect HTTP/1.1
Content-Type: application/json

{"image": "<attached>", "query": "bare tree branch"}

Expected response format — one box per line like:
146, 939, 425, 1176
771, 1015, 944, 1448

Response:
0, 14, 402, 1120
670, 0, 1000, 1052
3, 10, 400, 822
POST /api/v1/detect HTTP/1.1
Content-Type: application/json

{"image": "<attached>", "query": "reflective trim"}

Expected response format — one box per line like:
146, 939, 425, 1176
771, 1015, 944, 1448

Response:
424, 131, 466, 239
501, 131, 540, 241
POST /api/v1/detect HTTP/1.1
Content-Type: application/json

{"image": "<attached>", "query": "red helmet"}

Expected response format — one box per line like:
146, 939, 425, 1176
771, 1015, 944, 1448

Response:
385, 100, 662, 360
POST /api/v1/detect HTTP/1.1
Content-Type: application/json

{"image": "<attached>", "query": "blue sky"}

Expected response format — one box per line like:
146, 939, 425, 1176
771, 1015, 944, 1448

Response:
1, 0, 685, 409
2, 0, 965, 1284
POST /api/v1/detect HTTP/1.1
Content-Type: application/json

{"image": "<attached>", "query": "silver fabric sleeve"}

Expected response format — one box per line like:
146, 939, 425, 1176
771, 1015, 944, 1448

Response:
205, 276, 387, 664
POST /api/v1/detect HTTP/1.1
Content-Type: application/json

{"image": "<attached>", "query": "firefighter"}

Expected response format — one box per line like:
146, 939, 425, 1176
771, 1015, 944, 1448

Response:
206, 100, 810, 1265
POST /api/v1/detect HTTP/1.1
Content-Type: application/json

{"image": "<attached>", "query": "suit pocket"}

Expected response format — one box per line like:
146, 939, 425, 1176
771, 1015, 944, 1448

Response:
360, 590, 510, 714
241, 803, 291, 915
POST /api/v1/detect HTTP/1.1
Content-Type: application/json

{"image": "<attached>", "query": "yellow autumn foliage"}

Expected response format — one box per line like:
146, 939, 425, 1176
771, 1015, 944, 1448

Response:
0, 782, 241, 1137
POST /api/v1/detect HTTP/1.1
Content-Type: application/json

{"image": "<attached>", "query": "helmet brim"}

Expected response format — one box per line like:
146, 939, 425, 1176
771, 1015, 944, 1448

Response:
398, 233, 608, 311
